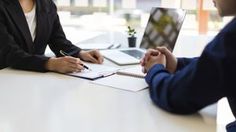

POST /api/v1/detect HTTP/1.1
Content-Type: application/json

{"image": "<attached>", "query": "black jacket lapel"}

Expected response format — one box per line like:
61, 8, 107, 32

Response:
5, 0, 34, 53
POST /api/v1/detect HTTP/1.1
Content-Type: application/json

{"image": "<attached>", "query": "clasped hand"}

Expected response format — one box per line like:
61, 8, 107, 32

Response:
141, 47, 177, 74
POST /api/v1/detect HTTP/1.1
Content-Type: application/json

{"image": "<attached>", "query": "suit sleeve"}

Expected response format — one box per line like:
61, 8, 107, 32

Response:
145, 32, 228, 114
227, 121, 236, 132
48, 1, 81, 57
176, 57, 198, 71
0, 6, 49, 72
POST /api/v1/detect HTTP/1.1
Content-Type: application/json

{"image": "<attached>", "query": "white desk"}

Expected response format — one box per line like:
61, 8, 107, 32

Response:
0, 32, 217, 132
217, 98, 235, 132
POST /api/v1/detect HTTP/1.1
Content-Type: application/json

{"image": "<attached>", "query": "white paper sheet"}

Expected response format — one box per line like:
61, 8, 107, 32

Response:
92, 74, 148, 92
117, 65, 146, 78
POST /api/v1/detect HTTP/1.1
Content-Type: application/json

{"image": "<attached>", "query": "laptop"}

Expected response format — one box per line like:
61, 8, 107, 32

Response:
101, 7, 186, 65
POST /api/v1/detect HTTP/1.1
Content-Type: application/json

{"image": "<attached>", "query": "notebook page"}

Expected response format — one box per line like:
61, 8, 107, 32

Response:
67, 63, 119, 80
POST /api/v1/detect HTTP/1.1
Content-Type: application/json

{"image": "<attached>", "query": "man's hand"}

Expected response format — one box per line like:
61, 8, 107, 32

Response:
156, 47, 177, 73
79, 50, 104, 64
140, 49, 160, 67
142, 50, 166, 73
46, 56, 84, 73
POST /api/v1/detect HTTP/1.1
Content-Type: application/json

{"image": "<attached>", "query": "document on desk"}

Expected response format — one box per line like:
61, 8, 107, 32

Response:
67, 63, 119, 80
116, 65, 146, 78
92, 74, 148, 92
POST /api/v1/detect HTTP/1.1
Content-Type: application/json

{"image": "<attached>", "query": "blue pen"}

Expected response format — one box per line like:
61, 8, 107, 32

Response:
59, 50, 90, 70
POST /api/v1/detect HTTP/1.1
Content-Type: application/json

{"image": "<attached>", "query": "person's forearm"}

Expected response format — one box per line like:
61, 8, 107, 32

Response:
145, 64, 174, 112
9, 55, 50, 72
45, 58, 56, 72
145, 63, 205, 114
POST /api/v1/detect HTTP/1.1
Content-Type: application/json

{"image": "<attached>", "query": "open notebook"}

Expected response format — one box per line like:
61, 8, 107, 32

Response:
67, 63, 119, 80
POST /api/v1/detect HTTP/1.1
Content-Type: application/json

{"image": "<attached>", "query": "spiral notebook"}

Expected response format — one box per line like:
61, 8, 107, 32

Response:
116, 66, 146, 78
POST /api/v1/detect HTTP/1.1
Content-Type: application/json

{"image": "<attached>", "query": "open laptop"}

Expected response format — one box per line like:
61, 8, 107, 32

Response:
101, 7, 186, 65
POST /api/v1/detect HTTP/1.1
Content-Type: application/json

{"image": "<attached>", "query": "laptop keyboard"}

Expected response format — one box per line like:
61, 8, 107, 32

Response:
120, 50, 144, 59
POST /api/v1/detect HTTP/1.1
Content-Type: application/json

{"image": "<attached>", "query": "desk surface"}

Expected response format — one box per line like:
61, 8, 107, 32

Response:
0, 31, 218, 132
217, 98, 235, 132
0, 68, 216, 132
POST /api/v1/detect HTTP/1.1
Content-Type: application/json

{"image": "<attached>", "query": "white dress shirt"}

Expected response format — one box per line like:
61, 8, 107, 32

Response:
24, 4, 36, 41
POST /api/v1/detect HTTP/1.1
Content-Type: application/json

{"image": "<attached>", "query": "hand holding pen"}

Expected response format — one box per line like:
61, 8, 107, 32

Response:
59, 50, 90, 70
45, 50, 89, 73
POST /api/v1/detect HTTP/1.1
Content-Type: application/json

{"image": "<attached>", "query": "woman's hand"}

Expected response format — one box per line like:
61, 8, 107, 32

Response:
46, 56, 84, 73
79, 50, 104, 64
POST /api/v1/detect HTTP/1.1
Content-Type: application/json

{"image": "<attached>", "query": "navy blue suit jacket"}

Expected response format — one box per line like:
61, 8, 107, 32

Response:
145, 17, 236, 131
0, 0, 81, 72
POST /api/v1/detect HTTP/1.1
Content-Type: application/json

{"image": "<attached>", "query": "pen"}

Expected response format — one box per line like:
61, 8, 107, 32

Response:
107, 44, 114, 49
59, 50, 90, 70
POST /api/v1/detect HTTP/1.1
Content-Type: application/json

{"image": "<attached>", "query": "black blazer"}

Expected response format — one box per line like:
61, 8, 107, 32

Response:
0, 0, 81, 72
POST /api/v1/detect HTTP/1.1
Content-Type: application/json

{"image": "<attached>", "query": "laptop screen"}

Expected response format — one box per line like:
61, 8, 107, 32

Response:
140, 7, 186, 52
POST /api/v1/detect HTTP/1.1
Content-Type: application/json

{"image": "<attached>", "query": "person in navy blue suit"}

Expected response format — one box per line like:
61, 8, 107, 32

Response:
141, 0, 236, 131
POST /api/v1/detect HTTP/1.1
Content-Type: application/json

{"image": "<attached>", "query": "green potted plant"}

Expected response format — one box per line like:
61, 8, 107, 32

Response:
127, 26, 137, 47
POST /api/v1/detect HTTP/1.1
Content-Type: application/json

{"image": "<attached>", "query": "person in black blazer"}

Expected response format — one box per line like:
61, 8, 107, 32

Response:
141, 0, 236, 131
0, 0, 104, 73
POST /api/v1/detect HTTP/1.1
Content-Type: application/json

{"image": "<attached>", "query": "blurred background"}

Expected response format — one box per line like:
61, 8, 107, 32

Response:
51, 0, 234, 48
